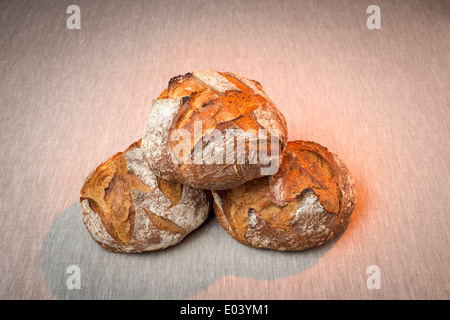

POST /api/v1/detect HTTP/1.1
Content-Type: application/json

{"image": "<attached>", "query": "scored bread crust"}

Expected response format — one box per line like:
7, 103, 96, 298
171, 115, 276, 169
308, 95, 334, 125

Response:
141, 70, 288, 190
80, 140, 210, 253
212, 140, 356, 251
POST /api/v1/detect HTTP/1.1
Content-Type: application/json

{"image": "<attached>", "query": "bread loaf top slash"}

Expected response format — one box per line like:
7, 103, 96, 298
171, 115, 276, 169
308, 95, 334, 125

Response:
80, 140, 210, 253
141, 70, 288, 190
212, 140, 357, 251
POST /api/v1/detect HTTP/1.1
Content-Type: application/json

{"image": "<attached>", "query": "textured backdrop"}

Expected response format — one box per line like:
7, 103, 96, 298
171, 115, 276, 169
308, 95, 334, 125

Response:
0, 0, 449, 299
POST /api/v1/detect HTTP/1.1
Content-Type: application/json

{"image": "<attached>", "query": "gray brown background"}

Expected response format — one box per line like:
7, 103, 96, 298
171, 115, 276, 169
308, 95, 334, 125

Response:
0, 0, 449, 299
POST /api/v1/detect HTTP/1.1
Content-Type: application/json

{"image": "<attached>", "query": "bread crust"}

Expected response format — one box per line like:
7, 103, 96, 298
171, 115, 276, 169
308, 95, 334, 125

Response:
141, 70, 288, 190
80, 140, 210, 253
212, 140, 356, 251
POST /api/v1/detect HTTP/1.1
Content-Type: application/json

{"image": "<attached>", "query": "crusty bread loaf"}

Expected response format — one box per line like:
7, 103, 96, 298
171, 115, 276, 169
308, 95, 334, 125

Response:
80, 140, 210, 253
141, 70, 288, 190
212, 140, 356, 251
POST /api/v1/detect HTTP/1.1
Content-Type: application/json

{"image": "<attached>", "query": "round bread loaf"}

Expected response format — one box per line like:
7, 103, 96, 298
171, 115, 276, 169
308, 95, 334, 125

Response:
80, 140, 210, 253
141, 69, 288, 190
212, 140, 356, 251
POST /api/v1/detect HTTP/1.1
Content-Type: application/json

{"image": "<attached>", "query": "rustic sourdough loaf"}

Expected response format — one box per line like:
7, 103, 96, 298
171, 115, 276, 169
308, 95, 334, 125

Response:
80, 140, 210, 253
212, 140, 356, 251
141, 70, 288, 190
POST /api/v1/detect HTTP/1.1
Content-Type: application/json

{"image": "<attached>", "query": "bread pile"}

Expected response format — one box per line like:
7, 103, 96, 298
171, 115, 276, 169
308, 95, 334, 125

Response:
80, 70, 356, 253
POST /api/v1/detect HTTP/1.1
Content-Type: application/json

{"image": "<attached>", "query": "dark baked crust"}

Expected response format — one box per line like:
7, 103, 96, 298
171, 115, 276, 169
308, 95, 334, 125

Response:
212, 140, 356, 251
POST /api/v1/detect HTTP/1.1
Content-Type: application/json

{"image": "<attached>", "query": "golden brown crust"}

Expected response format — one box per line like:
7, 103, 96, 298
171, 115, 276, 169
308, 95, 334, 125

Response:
80, 140, 210, 253
267, 140, 341, 214
168, 89, 267, 153
165, 72, 209, 100
156, 176, 183, 209
143, 208, 187, 236
212, 140, 356, 251
142, 70, 288, 190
